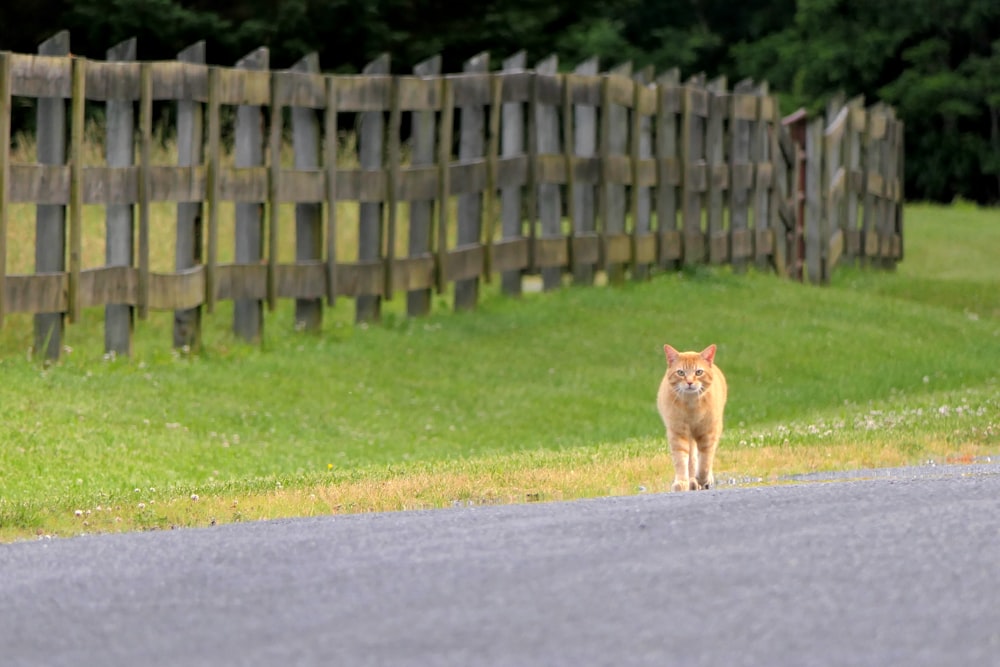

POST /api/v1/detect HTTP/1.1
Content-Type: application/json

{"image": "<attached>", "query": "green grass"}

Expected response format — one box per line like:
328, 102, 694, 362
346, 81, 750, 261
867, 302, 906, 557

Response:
1, 202, 999, 540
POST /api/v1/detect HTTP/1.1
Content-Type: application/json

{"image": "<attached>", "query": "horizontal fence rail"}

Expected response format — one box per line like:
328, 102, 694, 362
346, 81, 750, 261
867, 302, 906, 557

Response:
0, 32, 904, 358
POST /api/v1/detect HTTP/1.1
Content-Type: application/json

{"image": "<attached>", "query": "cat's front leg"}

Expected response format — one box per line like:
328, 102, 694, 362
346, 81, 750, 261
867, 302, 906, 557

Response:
695, 438, 718, 490
669, 436, 700, 491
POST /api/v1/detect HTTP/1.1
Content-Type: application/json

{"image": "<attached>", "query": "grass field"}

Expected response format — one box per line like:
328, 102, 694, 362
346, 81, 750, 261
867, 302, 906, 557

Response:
1, 202, 998, 541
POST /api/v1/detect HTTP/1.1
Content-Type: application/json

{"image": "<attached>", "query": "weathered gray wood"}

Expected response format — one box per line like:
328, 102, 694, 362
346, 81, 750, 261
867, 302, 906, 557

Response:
655, 68, 681, 269
632, 66, 654, 281
34, 31, 69, 360
752, 82, 772, 271
571, 57, 598, 285
356, 53, 389, 323
706, 76, 727, 265
0, 52, 11, 327
455, 52, 489, 309
407, 54, 440, 317
104, 37, 137, 356
500, 51, 526, 296
730, 79, 753, 273
68, 56, 85, 324
205, 66, 221, 312
174, 41, 205, 349
861, 107, 880, 266
535, 55, 562, 291
843, 96, 864, 263
681, 74, 707, 265
233, 47, 268, 342
804, 118, 823, 284
291, 53, 323, 331
603, 62, 631, 284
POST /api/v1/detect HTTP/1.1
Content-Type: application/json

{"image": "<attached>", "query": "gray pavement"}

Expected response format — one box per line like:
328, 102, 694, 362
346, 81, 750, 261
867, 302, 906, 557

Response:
1, 463, 999, 667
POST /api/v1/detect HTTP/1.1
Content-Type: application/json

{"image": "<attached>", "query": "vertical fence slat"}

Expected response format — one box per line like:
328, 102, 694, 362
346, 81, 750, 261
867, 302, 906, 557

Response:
0, 52, 10, 329
104, 38, 137, 354
34, 31, 70, 360
804, 118, 823, 284
323, 77, 339, 307
455, 52, 489, 309
68, 55, 85, 325
290, 53, 323, 329
267, 70, 282, 313
499, 51, 526, 296
535, 54, 561, 291
729, 80, 753, 274
138, 62, 152, 320
407, 54, 440, 316
174, 41, 205, 348
752, 82, 773, 271
384, 76, 401, 302
356, 53, 389, 323
681, 74, 707, 266
843, 96, 865, 264
484, 70, 502, 282
572, 57, 599, 285
435, 78, 454, 294
603, 61, 631, 284
706, 76, 727, 265
233, 47, 268, 341
205, 66, 221, 314
631, 66, 654, 281
655, 68, 681, 269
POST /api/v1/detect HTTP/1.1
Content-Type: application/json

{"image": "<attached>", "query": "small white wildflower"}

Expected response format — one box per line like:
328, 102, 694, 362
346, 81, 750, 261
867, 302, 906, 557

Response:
190, 494, 199, 501
74, 509, 83, 517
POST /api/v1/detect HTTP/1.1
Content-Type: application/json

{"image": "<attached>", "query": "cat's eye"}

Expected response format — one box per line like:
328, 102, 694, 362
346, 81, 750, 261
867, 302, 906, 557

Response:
676, 370, 685, 377
695, 369, 704, 376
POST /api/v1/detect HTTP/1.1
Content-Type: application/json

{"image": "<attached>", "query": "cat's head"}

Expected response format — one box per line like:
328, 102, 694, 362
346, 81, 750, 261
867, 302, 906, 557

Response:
663, 344, 718, 396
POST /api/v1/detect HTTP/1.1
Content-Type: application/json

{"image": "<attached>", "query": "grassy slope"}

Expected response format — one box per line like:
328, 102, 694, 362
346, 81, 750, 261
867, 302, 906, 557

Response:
1, 203, 998, 538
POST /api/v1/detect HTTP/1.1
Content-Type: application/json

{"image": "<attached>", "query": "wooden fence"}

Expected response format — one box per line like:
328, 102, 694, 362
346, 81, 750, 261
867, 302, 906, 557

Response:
0, 32, 904, 359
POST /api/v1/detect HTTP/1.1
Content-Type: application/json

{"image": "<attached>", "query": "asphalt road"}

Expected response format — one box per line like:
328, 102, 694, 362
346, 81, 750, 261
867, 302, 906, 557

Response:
2, 463, 999, 667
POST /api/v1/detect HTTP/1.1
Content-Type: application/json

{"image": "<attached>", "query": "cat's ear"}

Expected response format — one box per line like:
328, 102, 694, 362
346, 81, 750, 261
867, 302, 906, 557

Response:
700, 344, 717, 365
664, 344, 680, 365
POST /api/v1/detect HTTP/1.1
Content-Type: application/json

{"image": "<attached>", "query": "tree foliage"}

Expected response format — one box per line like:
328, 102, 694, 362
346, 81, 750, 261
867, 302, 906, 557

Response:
0, 0, 996, 202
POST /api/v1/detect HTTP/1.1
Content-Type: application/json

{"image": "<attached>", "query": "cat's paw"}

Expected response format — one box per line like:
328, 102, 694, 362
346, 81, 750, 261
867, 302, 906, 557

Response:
696, 474, 714, 490
671, 479, 691, 492
689, 479, 702, 491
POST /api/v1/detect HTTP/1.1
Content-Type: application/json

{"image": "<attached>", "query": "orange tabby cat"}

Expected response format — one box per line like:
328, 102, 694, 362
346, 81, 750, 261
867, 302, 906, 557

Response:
656, 344, 727, 492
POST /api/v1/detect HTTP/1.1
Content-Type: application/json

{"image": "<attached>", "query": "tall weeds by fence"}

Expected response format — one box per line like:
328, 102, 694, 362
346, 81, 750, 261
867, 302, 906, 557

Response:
0, 31, 904, 359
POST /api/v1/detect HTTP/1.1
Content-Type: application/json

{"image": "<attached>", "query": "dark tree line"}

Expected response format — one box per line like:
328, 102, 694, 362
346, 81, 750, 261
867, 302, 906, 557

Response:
1, 0, 998, 203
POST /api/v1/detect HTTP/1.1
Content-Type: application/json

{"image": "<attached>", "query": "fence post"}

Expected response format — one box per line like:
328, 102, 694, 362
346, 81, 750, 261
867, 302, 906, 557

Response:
752, 83, 773, 272
233, 46, 268, 342
729, 79, 754, 274
804, 117, 824, 284
34, 31, 70, 361
655, 68, 682, 270
602, 61, 631, 284
455, 52, 489, 309
104, 37, 137, 356
706, 76, 728, 265
407, 54, 441, 317
631, 66, 654, 281
843, 96, 865, 264
173, 41, 205, 349
499, 51, 526, 297
0, 52, 9, 329
290, 53, 323, 331
534, 54, 562, 291
356, 53, 389, 323
681, 73, 707, 266
570, 57, 598, 285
